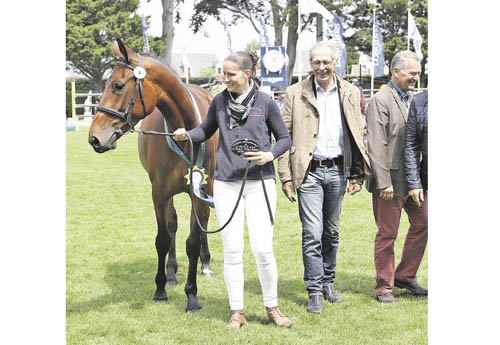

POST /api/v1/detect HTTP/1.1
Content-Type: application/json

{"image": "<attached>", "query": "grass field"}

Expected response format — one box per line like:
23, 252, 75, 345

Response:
66, 126, 427, 345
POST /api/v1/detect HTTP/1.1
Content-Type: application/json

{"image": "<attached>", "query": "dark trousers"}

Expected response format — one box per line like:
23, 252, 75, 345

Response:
372, 193, 428, 295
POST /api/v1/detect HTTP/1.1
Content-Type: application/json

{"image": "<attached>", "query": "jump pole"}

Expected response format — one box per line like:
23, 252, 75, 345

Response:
67, 78, 78, 131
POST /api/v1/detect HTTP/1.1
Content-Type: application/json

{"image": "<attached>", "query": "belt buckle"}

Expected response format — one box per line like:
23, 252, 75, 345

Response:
318, 160, 326, 167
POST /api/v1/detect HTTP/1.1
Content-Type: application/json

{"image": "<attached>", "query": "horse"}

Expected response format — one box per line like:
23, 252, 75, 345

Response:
88, 38, 218, 313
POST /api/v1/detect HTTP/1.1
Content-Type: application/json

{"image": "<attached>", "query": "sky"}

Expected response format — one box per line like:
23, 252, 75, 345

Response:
139, 0, 261, 60
138, 0, 316, 61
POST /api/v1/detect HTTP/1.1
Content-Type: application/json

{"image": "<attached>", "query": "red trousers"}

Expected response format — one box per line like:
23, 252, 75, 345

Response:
372, 193, 428, 295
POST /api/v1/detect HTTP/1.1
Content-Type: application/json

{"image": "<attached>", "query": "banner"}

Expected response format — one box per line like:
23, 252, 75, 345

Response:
408, 11, 423, 59
299, 0, 333, 21
223, 19, 233, 56
372, 13, 385, 78
258, 16, 272, 47
331, 14, 347, 77
260, 46, 286, 87
141, 14, 150, 54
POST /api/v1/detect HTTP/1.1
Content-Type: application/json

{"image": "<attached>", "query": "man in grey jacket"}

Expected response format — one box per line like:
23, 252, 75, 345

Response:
366, 51, 428, 304
278, 41, 370, 313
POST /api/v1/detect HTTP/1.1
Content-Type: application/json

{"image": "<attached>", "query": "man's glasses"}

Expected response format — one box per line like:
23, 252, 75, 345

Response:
310, 60, 333, 68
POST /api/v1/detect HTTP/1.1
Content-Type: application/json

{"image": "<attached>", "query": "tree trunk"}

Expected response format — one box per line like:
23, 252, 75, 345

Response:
162, 0, 175, 66
285, 0, 298, 86
270, 0, 283, 46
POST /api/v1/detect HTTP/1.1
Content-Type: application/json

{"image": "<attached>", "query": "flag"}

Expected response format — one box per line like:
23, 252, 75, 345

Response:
299, 0, 333, 21
141, 14, 150, 54
408, 11, 423, 59
223, 19, 233, 56
358, 52, 371, 67
330, 14, 347, 77
372, 13, 385, 78
258, 16, 272, 47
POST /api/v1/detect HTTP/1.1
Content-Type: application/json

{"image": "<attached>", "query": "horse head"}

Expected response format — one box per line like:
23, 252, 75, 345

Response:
89, 38, 158, 153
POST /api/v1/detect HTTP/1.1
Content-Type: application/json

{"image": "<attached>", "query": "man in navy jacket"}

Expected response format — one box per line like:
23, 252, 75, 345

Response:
405, 90, 428, 203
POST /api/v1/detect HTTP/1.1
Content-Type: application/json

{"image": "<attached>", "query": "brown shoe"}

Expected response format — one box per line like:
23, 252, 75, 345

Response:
375, 292, 396, 304
225, 309, 246, 330
266, 307, 292, 328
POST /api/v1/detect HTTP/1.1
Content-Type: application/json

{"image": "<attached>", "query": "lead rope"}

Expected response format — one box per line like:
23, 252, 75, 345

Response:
185, 133, 273, 234
139, 130, 273, 233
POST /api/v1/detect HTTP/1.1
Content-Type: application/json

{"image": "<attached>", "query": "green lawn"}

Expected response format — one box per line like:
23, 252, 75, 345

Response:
67, 125, 427, 345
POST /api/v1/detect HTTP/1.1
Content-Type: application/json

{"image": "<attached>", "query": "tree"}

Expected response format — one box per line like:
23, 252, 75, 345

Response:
190, 0, 301, 85
334, 0, 428, 82
199, 65, 216, 78
66, 0, 165, 90
245, 38, 260, 52
188, 0, 427, 86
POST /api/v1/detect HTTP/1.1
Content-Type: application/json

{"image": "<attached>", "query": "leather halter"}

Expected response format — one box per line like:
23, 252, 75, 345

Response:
95, 54, 148, 134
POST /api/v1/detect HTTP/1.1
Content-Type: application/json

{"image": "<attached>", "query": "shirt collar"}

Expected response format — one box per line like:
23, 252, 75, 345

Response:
314, 77, 337, 93
389, 80, 409, 102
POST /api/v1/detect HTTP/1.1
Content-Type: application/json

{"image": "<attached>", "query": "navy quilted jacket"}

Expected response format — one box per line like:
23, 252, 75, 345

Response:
404, 90, 428, 191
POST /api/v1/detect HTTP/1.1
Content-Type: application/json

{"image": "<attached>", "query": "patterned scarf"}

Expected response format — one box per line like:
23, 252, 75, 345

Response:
225, 79, 258, 129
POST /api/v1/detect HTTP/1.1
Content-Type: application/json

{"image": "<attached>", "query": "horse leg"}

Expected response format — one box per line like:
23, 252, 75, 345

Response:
184, 199, 205, 313
165, 199, 179, 286
152, 186, 175, 302
198, 204, 214, 277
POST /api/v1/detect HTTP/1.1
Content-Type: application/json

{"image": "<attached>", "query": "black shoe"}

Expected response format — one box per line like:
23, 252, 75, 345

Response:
307, 294, 323, 313
394, 279, 428, 295
323, 284, 342, 303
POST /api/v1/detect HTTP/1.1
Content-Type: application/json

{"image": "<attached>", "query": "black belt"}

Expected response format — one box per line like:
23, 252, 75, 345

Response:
311, 157, 343, 169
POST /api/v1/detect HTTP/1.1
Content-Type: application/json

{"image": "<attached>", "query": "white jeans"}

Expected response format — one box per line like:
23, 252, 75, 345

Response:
213, 178, 278, 311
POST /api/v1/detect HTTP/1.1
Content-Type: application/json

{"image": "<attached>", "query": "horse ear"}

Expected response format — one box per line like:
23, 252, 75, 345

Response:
113, 38, 131, 63
113, 38, 138, 66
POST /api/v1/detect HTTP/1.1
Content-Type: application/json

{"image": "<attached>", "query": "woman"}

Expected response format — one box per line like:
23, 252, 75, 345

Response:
173, 51, 292, 330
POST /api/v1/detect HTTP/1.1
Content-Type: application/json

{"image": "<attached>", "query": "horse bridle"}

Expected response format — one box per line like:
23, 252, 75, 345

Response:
95, 54, 148, 135
95, 55, 274, 233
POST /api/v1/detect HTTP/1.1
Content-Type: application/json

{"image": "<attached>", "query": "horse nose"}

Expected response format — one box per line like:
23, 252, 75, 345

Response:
89, 136, 105, 153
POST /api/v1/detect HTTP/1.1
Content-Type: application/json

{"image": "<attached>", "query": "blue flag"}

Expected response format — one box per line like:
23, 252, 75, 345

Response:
259, 16, 271, 47
372, 14, 385, 78
141, 14, 150, 55
223, 19, 233, 56
331, 14, 347, 77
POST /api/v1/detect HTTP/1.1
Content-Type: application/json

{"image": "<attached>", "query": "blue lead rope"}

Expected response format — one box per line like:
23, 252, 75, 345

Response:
163, 118, 214, 208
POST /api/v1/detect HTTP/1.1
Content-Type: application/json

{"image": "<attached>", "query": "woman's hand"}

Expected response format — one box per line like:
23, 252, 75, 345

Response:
172, 128, 188, 141
243, 151, 274, 165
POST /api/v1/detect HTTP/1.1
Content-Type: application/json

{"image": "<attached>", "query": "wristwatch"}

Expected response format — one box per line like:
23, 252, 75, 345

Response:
262, 49, 285, 73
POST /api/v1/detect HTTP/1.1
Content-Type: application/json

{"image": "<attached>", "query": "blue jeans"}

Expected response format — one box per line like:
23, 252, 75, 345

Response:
297, 166, 346, 294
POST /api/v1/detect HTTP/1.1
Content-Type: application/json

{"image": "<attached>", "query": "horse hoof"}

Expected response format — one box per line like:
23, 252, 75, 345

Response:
186, 307, 201, 314
153, 290, 168, 303
200, 268, 214, 277
153, 296, 168, 303
153, 298, 168, 304
165, 280, 179, 286
186, 306, 202, 313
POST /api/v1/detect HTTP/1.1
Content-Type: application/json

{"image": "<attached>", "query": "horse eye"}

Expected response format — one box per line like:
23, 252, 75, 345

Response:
113, 83, 125, 92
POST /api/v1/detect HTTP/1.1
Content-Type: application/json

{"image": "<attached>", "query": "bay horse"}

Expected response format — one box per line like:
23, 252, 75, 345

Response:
88, 38, 218, 312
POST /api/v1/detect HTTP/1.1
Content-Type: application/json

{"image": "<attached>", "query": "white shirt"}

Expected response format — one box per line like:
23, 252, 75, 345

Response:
313, 79, 343, 160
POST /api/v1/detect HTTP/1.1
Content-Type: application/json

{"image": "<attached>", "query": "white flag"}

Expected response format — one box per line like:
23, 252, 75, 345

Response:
408, 11, 423, 59
299, 0, 333, 21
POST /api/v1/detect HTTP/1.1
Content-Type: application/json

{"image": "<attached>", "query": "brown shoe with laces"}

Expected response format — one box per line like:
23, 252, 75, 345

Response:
375, 292, 397, 304
266, 307, 292, 328
225, 309, 246, 330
